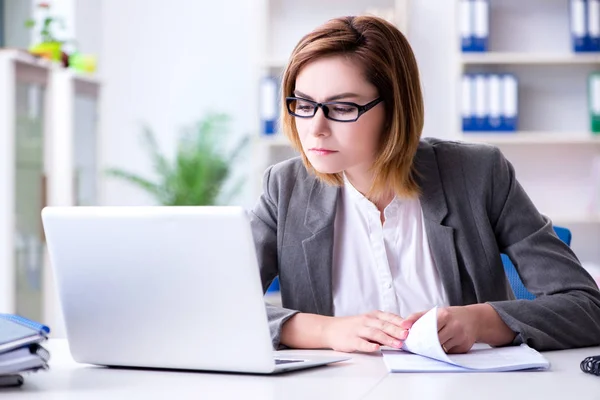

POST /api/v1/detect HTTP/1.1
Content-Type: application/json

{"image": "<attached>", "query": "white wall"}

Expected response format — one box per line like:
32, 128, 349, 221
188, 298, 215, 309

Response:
408, 0, 457, 140
97, 0, 261, 208
4, 0, 32, 48
92, 0, 457, 208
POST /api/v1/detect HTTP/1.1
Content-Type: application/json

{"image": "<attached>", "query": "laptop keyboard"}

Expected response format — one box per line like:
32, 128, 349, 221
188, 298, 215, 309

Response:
275, 359, 303, 365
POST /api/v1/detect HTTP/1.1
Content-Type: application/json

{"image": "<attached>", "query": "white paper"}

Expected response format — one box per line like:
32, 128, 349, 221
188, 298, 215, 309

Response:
382, 307, 550, 373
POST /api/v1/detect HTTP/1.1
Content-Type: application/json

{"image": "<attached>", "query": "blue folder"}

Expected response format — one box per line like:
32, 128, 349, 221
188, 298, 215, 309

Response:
0, 314, 50, 354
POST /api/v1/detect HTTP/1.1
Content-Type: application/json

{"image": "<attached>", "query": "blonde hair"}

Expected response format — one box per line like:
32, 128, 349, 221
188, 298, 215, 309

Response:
281, 15, 424, 200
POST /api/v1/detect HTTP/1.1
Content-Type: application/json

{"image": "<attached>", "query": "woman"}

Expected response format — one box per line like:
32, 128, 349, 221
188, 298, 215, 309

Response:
250, 15, 600, 354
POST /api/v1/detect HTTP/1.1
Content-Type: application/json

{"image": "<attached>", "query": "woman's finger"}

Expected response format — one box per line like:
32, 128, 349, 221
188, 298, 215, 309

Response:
442, 336, 468, 354
355, 338, 380, 353
360, 326, 403, 348
438, 324, 454, 346
368, 318, 408, 341
399, 311, 426, 329
372, 310, 404, 327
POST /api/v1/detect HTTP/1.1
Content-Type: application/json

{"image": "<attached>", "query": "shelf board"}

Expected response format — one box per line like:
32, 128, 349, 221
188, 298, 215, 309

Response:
550, 214, 600, 225
263, 58, 288, 69
461, 52, 600, 65
255, 135, 290, 147
260, 133, 600, 147
460, 132, 600, 145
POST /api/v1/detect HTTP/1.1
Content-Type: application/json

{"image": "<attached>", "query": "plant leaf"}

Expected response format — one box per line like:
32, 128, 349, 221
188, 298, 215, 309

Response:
105, 168, 165, 202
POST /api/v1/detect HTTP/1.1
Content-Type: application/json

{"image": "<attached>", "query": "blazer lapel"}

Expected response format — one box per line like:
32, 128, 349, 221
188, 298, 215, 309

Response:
302, 178, 339, 316
414, 143, 464, 306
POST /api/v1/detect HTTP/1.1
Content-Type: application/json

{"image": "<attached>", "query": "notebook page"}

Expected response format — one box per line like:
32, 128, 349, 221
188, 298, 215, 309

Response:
401, 307, 453, 364
383, 307, 550, 372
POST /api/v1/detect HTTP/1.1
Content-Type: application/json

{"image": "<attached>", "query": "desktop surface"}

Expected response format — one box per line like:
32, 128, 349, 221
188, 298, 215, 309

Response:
6, 339, 600, 400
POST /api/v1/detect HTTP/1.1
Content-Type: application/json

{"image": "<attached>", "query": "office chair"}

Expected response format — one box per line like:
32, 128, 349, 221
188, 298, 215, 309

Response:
267, 227, 573, 300
502, 226, 572, 300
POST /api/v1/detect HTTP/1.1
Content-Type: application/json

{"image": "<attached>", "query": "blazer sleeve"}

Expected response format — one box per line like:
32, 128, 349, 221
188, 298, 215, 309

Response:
485, 147, 600, 350
249, 165, 300, 349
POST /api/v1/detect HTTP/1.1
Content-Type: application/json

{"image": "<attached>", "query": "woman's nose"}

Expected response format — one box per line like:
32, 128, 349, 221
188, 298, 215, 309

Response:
309, 107, 331, 137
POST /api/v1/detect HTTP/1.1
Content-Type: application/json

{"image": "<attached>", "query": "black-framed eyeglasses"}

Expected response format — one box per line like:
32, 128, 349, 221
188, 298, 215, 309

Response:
285, 96, 383, 122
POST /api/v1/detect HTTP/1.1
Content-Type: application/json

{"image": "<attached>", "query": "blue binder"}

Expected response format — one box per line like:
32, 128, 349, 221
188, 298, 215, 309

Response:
473, 74, 488, 131
260, 76, 278, 135
487, 74, 503, 131
572, 0, 588, 52
462, 74, 475, 131
472, 0, 489, 52
0, 314, 50, 354
500, 74, 518, 131
461, 0, 489, 52
460, 0, 474, 52
588, 0, 600, 51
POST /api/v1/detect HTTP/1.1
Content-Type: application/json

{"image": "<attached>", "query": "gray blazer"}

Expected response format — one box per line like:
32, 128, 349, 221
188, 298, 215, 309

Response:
249, 138, 600, 351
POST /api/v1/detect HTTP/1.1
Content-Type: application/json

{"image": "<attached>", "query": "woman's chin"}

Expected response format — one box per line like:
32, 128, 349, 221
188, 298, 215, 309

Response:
308, 160, 343, 175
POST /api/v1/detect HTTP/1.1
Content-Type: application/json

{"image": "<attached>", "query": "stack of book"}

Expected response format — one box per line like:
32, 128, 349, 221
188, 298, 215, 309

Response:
0, 314, 51, 388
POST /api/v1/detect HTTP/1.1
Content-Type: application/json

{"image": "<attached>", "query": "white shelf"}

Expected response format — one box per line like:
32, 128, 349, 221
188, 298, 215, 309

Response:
550, 214, 600, 225
459, 132, 600, 145
461, 52, 600, 65
264, 58, 288, 70
255, 134, 290, 148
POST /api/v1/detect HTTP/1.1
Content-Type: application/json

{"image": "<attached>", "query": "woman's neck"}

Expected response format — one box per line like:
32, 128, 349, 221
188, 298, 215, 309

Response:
344, 170, 394, 213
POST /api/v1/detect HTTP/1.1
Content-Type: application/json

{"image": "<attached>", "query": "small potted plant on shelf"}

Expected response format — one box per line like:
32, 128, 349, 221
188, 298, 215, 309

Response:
24, 2, 65, 63
106, 113, 249, 206
24, 2, 97, 72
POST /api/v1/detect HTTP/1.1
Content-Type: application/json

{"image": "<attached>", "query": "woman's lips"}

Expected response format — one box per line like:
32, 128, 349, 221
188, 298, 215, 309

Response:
309, 148, 338, 156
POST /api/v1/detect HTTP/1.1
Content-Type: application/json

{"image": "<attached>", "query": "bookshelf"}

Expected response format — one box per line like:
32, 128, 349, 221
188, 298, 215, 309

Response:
460, 132, 600, 145
251, 1, 600, 265
453, 0, 600, 265
0, 49, 100, 336
461, 52, 600, 65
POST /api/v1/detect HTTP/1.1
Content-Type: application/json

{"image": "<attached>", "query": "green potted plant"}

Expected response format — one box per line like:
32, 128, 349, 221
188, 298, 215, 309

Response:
25, 3, 66, 62
106, 113, 249, 206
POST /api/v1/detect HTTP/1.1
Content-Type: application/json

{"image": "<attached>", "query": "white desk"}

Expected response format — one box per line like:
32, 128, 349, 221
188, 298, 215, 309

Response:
5, 340, 600, 399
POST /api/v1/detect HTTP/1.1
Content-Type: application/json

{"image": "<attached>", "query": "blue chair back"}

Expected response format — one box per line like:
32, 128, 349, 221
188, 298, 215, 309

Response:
502, 226, 572, 300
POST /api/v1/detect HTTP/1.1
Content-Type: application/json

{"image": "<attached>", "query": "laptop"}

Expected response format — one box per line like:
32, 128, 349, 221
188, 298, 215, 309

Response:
41, 206, 349, 374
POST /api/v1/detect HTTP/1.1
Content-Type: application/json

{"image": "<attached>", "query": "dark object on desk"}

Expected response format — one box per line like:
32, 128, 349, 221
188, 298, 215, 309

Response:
0, 374, 24, 388
580, 355, 600, 376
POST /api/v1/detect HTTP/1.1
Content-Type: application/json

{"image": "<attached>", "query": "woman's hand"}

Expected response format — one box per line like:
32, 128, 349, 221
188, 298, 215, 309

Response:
322, 311, 409, 353
400, 304, 516, 353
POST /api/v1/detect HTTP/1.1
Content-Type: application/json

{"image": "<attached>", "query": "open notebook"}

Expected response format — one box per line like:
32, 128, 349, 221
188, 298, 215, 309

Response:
382, 307, 550, 372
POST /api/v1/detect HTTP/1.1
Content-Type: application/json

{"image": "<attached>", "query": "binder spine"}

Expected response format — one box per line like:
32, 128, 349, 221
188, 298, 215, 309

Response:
460, 0, 473, 52
572, 0, 588, 52
501, 74, 518, 132
588, 0, 600, 51
260, 76, 278, 135
474, 74, 488, 131
589, 72, 600, 133
487, 74, 502, 131
462, 74, 474, 131
472, 0, 489, 52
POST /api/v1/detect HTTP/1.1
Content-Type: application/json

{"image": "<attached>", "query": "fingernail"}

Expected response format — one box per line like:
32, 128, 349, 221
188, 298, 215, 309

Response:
400, 330, 409, 340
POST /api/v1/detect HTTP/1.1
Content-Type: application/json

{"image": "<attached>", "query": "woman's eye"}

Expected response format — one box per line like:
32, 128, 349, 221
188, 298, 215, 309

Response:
333, 106, 353, 114
297, 105, 313, 112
